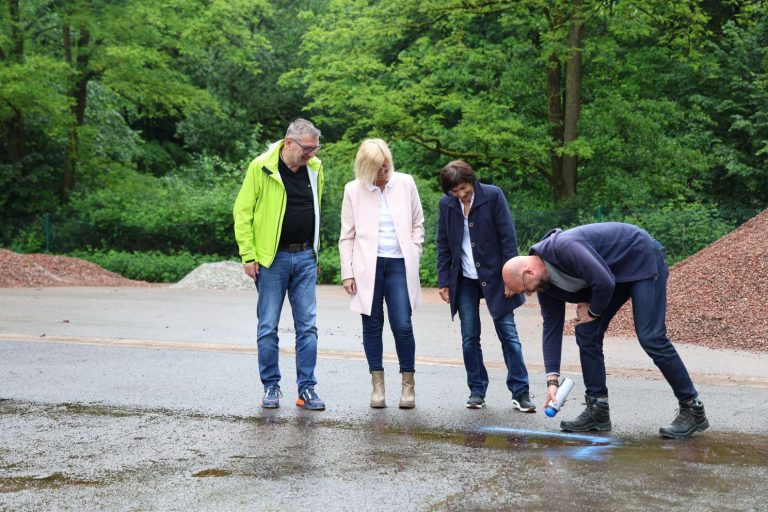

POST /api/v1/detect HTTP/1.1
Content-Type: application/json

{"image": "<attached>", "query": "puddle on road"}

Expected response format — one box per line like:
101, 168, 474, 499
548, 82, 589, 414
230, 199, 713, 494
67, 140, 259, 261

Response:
3, 400, 767, 510
0, 473, 102, 493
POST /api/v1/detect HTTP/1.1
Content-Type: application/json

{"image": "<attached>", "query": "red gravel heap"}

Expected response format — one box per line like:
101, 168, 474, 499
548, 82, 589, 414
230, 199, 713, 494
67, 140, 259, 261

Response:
607, 208, 768, 352
0, 249, 149, 288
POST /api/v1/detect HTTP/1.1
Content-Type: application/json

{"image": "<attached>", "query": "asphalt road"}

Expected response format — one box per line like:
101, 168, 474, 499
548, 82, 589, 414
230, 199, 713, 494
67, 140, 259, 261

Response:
1, 286, 767, 511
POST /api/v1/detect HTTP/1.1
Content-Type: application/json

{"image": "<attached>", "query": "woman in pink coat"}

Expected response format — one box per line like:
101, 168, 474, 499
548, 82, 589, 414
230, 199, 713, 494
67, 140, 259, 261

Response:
339, 139, 425, 409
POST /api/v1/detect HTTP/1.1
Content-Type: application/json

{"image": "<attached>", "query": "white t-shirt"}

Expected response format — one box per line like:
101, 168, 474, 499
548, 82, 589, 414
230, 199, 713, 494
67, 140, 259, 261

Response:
368, 182, 404, 258
459, 193, 477, 279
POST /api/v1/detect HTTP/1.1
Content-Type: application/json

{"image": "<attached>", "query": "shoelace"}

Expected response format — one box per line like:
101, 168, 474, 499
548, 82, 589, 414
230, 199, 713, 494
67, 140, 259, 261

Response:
264, 387, 282, 399
671, 408, 693, 425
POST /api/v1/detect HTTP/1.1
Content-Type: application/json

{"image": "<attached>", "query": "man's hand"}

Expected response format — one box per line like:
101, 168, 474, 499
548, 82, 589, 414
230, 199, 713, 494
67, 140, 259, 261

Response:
438, 287, 450, 303
573, 302, 597, 326
244, 261, 259, 281
343, 278, 357, 295
542, 384, 559, 410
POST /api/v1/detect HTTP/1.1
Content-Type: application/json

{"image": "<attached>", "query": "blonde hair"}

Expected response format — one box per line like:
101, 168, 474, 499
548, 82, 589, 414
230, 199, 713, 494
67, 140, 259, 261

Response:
354, 138, 393, 186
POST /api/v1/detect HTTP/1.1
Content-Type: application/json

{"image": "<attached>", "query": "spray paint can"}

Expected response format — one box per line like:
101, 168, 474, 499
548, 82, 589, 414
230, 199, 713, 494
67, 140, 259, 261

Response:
544, 377, 575, 417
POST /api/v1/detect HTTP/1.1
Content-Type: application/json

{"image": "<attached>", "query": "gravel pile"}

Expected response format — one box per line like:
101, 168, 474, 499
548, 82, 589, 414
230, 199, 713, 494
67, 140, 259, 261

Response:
171, 261, 255, 291
568, 209, 767, 352
3, 208, 766, 352
0, 249, 150, 287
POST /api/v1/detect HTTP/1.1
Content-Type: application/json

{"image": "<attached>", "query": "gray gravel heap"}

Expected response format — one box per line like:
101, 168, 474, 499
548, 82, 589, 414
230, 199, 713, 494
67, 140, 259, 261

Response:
171, 261, 255, 291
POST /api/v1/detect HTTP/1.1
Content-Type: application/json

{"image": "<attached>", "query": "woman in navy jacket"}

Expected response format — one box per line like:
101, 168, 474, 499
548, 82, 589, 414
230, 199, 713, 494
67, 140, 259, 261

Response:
436, 160, 534, 411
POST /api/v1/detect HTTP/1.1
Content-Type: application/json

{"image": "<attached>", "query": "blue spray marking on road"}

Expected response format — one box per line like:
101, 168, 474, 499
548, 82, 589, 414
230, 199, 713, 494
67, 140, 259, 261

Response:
480, 426, 621, 461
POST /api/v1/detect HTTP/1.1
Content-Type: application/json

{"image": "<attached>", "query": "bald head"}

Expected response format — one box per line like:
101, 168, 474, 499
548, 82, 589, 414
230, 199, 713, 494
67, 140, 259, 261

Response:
502, 255, 547, 296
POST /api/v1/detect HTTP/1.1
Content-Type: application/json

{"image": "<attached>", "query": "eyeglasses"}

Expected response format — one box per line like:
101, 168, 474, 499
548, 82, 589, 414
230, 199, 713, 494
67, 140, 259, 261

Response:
291, 138, 321, 154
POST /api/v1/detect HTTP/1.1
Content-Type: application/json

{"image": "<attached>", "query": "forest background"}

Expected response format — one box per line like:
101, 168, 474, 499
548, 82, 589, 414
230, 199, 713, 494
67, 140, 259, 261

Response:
1, 0, 766, 285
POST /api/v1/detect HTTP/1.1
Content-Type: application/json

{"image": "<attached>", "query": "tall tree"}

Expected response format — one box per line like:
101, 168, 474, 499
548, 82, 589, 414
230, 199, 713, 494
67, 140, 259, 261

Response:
299, 0, 713, 205
56, 0, 208, 200
0, 0, 70, 222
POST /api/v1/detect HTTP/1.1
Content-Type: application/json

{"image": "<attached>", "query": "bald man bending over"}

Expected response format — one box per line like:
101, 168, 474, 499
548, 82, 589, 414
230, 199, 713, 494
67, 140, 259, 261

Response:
502, 222, 708, 439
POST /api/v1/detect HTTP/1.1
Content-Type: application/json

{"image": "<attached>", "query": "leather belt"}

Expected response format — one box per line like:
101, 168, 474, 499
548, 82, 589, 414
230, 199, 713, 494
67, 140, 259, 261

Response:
278, 241, 312, 253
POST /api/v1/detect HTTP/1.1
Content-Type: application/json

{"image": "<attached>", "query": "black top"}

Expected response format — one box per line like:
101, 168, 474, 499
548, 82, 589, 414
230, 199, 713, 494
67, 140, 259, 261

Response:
278, 156, 315, 245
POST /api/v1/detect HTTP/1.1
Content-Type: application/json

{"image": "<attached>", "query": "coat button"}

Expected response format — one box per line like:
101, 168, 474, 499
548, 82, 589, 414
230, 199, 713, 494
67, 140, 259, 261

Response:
471, 242, 475, 247
475, 262, 480, 267
481, 281, 487, 286
468, 222, 474, 227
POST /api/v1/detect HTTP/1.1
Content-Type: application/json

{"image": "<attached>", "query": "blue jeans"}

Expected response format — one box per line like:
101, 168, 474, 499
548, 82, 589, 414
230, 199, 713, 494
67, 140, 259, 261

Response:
361, 257, 416, 373
574, 242, 698, 402
256, 248, 318, 395
456, 275, 530, 398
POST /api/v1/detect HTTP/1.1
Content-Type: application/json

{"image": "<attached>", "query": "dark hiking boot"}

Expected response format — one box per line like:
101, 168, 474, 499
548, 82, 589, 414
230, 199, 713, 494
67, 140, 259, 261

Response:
560, 395, 611, 432
659, 398, 709, 439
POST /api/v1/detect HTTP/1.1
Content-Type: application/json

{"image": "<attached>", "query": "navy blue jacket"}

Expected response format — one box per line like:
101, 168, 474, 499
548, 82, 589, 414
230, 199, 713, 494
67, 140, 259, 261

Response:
437, 182, 525, 320
530, 222, 660, 373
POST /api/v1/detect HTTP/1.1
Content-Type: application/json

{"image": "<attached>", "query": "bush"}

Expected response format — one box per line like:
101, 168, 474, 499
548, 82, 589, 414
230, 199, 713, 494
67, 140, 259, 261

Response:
69, 249, 228, 283
51, 169, 239, 256
599, 206, 749, 264
317, 246, 341, 285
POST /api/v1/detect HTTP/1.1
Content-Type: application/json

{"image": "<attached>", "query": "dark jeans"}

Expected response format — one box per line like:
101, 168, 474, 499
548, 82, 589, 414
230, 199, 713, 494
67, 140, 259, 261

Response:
361, 257, 416, 373
456, 275, 530, 398
574, 242, 698, 402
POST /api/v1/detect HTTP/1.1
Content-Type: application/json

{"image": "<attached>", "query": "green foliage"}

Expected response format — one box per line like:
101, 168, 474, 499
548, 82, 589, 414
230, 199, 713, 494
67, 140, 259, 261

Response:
690, 11, 768, 207
317, 246, 341, 285
51, 168, 238, 256
607, 206, 741, 265
3, 0, 768, 285
69, 249, 226, 283
296, 0, 551, 188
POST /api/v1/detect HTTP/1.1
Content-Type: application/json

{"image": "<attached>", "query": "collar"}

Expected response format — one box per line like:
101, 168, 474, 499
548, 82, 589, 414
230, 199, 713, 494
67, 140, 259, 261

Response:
366, 177, 393, 192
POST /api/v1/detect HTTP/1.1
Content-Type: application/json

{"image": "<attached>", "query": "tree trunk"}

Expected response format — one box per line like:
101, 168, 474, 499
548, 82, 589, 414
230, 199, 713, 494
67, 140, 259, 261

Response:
560, 0, 585, 201
3, 0, 27, 170
9, 0, 23, 61
62, 24, 91, 203
547, 52, 564, 199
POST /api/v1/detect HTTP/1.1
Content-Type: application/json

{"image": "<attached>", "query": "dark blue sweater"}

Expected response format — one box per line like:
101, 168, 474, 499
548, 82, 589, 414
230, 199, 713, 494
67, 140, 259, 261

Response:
530, 222, 659, 374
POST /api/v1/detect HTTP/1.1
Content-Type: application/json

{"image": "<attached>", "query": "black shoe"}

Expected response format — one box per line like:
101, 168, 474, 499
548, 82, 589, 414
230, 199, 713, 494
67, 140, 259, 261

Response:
511, 392, 536, 413
560, 395, 611, 432
466, 395, 485, 409
659, 398, 709, 439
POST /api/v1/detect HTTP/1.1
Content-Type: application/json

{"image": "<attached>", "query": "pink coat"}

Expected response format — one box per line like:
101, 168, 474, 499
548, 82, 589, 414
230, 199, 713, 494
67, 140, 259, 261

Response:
338, 172, 424, 316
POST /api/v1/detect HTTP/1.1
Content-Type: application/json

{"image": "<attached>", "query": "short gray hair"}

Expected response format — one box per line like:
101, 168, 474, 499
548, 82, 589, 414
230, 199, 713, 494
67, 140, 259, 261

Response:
285, 118, 321, 139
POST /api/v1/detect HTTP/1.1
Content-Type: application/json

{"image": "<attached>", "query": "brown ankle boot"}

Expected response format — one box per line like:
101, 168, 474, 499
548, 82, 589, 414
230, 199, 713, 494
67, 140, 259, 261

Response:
399, 371, 415, 409
370, 370, 386, 408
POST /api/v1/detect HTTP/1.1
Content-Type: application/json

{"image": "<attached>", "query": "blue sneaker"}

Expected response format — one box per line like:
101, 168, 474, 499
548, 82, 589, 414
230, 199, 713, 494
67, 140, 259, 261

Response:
262, 385, 282, 409
296, 387, 325, 411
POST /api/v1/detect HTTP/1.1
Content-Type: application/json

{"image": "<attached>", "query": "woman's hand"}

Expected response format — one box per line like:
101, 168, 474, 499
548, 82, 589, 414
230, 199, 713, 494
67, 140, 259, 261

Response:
342, 278, 357, 295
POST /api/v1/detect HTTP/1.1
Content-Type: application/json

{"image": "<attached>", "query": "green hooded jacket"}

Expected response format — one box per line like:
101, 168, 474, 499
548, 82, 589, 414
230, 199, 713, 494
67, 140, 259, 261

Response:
233, 140, 324, 267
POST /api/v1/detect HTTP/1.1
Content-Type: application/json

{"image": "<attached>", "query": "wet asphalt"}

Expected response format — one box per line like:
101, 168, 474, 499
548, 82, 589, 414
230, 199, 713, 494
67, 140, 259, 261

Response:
1, 286, 767, 511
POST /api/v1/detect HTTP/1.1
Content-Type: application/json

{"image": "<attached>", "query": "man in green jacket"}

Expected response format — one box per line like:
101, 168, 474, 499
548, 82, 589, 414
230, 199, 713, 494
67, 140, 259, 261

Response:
233, 118, 326, 410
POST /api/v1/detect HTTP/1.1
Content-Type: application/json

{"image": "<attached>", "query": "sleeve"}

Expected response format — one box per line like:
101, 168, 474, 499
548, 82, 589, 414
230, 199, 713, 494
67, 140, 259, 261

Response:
338, 185, 356, 281
493, 188, 519, 261
559, 240, 615, 316
233, 162, 260, 263
436, 199, 452, 288
409, 176, 425, 257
